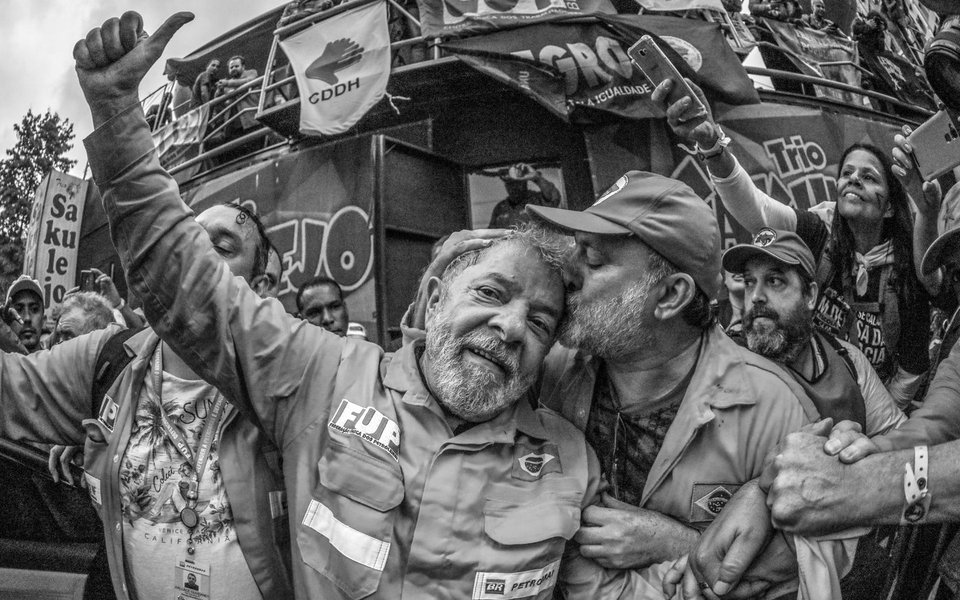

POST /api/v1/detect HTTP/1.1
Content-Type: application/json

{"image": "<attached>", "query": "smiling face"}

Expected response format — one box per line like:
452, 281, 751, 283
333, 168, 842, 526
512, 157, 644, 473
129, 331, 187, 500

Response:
423, 241, 564, 422
742, 256, 815, 363
837, 149, 890, 225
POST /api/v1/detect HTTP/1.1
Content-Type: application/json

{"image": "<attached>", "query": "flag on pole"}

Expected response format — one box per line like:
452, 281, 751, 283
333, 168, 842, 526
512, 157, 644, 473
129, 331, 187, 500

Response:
279, 1, 391, 136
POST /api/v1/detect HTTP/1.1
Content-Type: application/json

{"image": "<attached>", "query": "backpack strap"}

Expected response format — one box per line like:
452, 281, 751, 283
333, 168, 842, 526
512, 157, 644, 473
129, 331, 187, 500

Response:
821, 331, 858, 382
91, 326, 144, 417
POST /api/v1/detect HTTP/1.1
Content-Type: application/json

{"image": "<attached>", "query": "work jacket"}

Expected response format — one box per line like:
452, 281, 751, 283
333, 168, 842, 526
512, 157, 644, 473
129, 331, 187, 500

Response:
538, 325, 818, 528
85, 104, 646, 599
0, 327, 292, 600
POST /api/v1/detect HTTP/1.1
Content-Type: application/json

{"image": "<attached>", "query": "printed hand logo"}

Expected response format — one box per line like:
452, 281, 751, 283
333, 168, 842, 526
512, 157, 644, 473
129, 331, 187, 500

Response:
306, 38, 364, 85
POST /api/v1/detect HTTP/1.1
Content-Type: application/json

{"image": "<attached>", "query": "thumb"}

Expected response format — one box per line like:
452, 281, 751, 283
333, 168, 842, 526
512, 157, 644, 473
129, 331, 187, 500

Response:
144, 12, 194, 57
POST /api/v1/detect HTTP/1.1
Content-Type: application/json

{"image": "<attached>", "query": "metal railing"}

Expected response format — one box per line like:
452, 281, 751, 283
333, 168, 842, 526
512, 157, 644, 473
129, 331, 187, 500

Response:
147, 7, 933, 179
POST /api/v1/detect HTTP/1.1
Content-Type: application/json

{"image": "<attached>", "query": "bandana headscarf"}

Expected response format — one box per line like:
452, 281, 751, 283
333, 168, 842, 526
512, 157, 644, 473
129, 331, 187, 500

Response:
853, 240, 894, 296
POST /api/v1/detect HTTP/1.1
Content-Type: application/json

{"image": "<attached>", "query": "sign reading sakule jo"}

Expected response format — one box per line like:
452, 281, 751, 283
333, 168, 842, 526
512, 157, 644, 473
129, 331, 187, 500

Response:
22, 170, 87, 310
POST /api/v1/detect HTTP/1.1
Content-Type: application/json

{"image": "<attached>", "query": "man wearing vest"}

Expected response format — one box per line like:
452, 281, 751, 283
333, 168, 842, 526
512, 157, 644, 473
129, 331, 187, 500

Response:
71, 12, 651, 599
0, 202, 293, 600
722, 227, 907, 437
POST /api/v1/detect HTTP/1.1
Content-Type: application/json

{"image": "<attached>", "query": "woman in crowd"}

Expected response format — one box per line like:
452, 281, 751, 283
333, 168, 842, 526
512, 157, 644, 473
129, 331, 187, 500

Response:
653, 79, 941, 407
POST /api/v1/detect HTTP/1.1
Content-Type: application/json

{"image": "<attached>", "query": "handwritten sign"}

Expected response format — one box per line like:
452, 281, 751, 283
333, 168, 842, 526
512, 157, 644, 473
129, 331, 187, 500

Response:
22, 170, 87, 311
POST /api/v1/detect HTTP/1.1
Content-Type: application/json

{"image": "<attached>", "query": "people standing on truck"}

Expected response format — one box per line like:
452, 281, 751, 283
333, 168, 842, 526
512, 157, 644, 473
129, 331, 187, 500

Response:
655, 77, 941, 408
191, 58, 221, 109
215, 55, 259, 134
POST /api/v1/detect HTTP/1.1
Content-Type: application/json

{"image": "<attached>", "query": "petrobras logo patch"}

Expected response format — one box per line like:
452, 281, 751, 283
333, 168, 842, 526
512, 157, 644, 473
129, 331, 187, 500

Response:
328, 399, 401, 461
483, 579, 506, 595
472, 560, 560, 600
593, 174, 628, 206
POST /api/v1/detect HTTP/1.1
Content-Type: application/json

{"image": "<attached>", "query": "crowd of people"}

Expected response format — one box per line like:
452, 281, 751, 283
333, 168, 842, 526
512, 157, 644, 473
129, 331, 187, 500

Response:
3, 6, 960, 600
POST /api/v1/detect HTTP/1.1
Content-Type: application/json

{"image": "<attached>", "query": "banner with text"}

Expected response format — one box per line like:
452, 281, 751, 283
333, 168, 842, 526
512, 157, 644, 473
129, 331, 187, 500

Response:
279, 1, 390, 136
22, 171, 87, 310
417, 0, 616, 38
759, 18, 860, 104
442, 15, 757, 121
634, 0, 725, 11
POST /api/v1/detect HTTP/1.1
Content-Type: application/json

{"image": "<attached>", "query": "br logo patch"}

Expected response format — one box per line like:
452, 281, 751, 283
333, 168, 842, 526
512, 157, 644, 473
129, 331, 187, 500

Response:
690, 483, 741, 523
512, 443, 562, 481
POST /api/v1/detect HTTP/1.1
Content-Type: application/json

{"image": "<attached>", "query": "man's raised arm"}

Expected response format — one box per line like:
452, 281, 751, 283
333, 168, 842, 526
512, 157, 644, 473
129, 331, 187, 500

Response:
74, 12, 344, 443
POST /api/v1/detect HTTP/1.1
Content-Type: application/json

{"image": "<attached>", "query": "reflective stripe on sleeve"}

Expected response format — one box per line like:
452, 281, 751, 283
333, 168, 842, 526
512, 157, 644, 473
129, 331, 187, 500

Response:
302, 499, 390, 571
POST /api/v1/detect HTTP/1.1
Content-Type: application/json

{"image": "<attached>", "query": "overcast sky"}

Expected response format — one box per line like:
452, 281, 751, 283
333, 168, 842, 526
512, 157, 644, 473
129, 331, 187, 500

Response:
0, 1, 275, 176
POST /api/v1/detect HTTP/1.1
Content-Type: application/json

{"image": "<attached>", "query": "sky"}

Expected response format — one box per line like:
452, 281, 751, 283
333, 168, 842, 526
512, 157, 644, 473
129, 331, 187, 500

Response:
0, 1, 277, 177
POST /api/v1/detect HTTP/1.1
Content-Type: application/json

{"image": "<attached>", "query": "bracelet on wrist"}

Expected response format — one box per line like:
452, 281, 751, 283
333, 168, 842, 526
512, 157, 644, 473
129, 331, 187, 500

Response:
677, 125, 731, 161
901, 445, 931, 524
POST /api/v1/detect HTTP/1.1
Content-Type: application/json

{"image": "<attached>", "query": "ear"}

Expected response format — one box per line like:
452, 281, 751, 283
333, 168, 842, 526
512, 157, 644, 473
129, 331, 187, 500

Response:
250, 274, 270, 298
806, 281, 819, 311
654, 273, 696, 321
424, 276, 444, 327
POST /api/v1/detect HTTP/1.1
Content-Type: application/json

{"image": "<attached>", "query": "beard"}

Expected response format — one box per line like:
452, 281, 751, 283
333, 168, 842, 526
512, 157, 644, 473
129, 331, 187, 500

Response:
558, 276, 656, 360
424, 307, 535, 423
744, 302, 813, 363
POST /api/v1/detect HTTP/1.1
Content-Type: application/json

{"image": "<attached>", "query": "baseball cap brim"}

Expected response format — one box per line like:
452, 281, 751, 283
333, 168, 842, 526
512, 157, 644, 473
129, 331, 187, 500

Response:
722, 244, 807, 275
526, 205, 633, 236
922, 227, 960, 275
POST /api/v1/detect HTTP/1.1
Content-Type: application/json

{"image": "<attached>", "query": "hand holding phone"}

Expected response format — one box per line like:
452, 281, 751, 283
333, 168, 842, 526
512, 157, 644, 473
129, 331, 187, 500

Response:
79, 270, 96, 292
628, 36, 705, 117
905, 110, 960, 182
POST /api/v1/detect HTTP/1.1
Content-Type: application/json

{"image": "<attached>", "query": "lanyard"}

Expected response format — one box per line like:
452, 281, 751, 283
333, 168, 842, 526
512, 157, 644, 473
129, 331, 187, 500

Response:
151, 344, 226, 553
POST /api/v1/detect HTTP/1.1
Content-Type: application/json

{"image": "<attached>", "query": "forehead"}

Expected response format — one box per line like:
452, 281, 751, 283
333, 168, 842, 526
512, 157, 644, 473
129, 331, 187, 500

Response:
842, 149, 884, 174
229, 58, 242, 66
455, 243, 564, 311
574, 232, 648, 262
197, 205, 254, 238
302, 283, 342, 305
743, 255, 801, 280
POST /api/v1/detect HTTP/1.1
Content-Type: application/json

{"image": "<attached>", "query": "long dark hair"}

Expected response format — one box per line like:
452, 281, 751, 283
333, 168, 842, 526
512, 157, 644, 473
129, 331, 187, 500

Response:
828, 143, 919, 301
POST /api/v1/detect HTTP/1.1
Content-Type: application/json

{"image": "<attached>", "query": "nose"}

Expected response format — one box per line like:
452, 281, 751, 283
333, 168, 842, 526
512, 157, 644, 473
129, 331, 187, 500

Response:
748, 282, 766, 306
322, 308, 335, 326
563, 258, 583, 293
488, 302, 526, 345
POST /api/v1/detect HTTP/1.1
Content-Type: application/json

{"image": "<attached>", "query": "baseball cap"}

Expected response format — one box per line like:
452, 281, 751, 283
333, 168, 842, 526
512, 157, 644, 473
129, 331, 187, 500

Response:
526, 171, 721, 299
722, 228, 816, 280
5, 274, 43, 306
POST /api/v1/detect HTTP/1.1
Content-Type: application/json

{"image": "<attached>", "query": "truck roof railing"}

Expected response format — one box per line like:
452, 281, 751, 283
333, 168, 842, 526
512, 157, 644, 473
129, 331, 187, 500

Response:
143, 5, 930, 182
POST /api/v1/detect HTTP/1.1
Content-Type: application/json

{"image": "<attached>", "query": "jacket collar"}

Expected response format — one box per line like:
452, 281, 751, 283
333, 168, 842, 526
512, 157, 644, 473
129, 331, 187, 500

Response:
383, 339, 550, 441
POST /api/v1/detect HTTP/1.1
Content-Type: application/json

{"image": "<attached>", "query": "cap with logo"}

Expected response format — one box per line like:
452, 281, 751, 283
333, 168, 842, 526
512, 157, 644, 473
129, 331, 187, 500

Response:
526, 171, 722, 299
5, 274, 43, 306
722, 228, 816, 280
